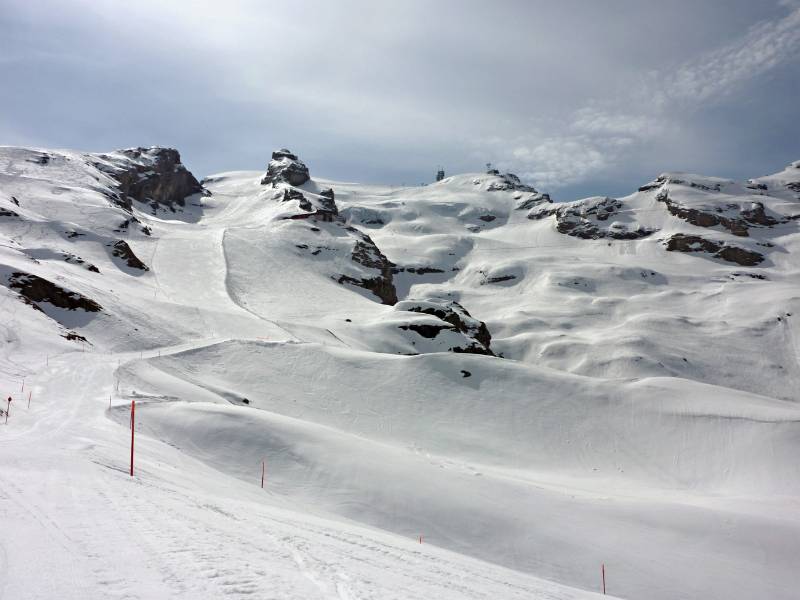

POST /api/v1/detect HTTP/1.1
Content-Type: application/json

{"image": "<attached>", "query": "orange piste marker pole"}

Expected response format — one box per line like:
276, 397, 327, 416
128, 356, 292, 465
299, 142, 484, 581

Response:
130, 400, 135, 477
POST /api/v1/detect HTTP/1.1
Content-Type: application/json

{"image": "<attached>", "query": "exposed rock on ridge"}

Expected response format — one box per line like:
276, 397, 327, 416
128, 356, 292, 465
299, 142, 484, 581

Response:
6, 271, 102, 312
664, 234, 764, 266
529, 196, 656, 240
655, 189, 787, 237
93, 147, 204, 212
261, 149, 310, 187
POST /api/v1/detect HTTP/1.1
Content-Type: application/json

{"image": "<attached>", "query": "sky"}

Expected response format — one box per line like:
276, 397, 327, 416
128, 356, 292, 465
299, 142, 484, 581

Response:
1, 0, 799, 200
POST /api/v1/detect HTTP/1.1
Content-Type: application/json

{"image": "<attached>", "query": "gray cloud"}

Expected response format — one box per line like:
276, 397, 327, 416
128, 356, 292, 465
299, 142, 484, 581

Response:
1, 0, 798, 198
490, 4, 800, 191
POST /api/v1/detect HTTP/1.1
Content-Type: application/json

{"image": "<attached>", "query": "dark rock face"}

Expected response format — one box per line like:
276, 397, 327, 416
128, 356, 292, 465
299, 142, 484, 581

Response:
639, 174, 725, 193
108, 240, 149, 271
280, 188, 305, 202
272, 149, 298, 161
260, 148, 310, 187
515, 192, 552, 210
485, 274, 516, 284
716, 245, 765, 266
26, 152, 50, 166
397, 299, 493, 355
114, 216, 151, 236
262, 150, 336, 221
738, 203, 774, 226
638, 175, 667, 192
655, 190, 780, 237
392, 266, 446, 275
485, 172, 537, 193
58, 252, 99, 273
7, 272, 102, 312
664, 234, 764, 266
529, 197, 656, 240
318, 188, 338, 215
398, 323, 450, 338
93, 147, 204, 212
342, 234, 397, 305
336, 274, 397, 305
746, 180, 768, 192
0, 207, 19, 218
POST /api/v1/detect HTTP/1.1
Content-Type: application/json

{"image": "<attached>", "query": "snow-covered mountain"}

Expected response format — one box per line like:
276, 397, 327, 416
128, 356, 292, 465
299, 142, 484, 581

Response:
1, 144, 799, 600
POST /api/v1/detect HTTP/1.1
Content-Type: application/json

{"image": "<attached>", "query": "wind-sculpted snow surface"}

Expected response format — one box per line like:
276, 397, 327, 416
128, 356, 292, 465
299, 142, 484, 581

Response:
1, 146, 800, 600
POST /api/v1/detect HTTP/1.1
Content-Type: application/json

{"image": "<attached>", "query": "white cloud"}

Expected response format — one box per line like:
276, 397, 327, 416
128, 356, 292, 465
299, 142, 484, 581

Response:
491, 4, 800, 192
659, 5, 800, 106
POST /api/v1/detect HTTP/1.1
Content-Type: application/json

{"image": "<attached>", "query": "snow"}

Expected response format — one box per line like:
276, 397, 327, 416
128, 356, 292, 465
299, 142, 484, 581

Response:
2, 146, 800, 599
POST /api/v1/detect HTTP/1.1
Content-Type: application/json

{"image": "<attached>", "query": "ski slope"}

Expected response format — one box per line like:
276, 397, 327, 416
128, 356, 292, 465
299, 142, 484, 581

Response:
2, 146, 800, 599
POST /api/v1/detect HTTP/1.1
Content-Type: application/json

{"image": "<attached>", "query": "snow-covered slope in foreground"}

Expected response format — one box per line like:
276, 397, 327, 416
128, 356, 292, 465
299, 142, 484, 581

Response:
2, 146, 800, 600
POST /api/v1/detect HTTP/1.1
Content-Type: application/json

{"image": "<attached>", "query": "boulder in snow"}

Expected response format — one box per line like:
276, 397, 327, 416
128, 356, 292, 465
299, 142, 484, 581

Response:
395, 299, 493, 355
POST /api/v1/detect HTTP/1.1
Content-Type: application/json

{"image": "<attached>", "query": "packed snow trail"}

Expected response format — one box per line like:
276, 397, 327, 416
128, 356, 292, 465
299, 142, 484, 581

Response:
0, 349, 612, 600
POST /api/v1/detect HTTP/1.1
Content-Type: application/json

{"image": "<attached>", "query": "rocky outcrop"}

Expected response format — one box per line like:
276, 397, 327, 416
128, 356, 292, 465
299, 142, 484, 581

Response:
395, 299, 493, 355
108, 240, 149, 271
515, 192, 552, 210
262, 151, 338, 222
114, 216, 152, 236
529, 196, 656, 240
392, 266, 445, 275
318, 188, 338, 215
664, 234, 764, 266
260, 149, 310, 187
655, 190, 785, 237
7, 272, 102, 312
482, 171, 538, 193
57, 252, 99, 273
639, 174, 725, 193
93, 147, 204, 212
339, 231, 397, 305
278, 187, 338, 218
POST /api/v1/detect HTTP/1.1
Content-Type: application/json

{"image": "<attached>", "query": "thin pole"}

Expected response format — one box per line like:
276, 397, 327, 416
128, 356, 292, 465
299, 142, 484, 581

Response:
602, 563, 606, 595
4, 397, 9, 425
130, 400, 135, 477
261, 460, 265, 488
27, 391, 31, 409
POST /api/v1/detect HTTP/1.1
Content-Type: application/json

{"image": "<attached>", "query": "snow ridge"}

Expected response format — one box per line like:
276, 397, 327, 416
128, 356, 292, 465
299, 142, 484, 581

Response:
2, 145, 800, 600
